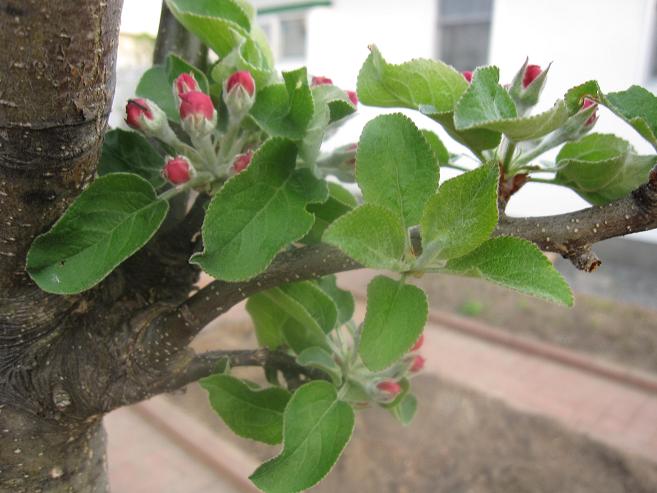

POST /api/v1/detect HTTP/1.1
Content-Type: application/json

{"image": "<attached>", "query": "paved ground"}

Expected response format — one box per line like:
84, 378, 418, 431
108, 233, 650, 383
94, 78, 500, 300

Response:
106, 275, 657, 491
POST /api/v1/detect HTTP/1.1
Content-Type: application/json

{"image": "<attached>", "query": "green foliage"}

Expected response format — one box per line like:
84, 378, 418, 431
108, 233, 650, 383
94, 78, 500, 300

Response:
192, 138, 327, 281
420, 162, 499, 263
250, 68, 314, 139
356, 113, 439, 230
26, 174, 168, 294
445, 237, 574, 306
389, 392, 418, 426
359, 276, 428, 371
604, 85, 657, 150
302, 182, 356, 245
315, 275, 355, 326
324, 204, 409, 271
296, 347, 342, 386
555, 133, 657, 204
250, 381, 355, 493
99, 129, 165, 187
201, 374, 290, 444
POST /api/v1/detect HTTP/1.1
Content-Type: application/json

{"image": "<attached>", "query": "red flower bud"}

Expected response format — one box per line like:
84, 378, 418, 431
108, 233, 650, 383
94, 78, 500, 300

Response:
125, 99, 153, 130
311, 75, 333, 86
410, 333, 424, 352
377, 380, 402, 397
347, 90, 358, 106
581, 97, 599, 126
226, 71, 256, 97
179, 91, 215, 120
233, 150, 254, 173
522, 64, 542, 88
410, 355, 426, 373
163, 156, 191, 185
174, 73, 199, 97
462, 71, 473, 83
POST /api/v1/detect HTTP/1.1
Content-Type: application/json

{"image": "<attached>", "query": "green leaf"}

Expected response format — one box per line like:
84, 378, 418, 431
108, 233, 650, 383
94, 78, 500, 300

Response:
445, 236, 573, 306
211, 37, 274, 90
565, 80, 602, 113
323, 204, 410, 271
27, 174, 169, 294
299, 86, 331, 165
99, 129, 164, 188
420, 162, 499, 263
430, 112, 502, 153
193, 138, 328, 281
359, 276, 428, 371
316, 275, 355, 326
296, 347, 342, 386
356, 113, 439, 229
201, 374, 290, 445
250, 68, 314, 139
453, 66, 517, 131
247, 294, 288, 349
357, 45, 467, 114
166, 0, 252, 31
250, 381, 355, 493
555, 133, 657, 204
421, 129, 449, 165
249, 286, 330, 353
136, 54, 210, 122
302, 182, 356, 245
604, 85, 657, 150
280, 282, 337, 334
389, 393, 417, 426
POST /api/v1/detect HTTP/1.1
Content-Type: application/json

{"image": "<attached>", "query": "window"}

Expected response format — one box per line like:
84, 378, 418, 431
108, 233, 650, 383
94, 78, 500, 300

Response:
437, 0, 494, 71
258, 12, 307, 62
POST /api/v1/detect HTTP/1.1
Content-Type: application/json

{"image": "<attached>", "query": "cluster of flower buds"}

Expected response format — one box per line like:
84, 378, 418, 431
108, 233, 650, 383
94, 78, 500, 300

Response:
374, 333, 426, 402
311, 74, 359, 107
224, 70, 256, 121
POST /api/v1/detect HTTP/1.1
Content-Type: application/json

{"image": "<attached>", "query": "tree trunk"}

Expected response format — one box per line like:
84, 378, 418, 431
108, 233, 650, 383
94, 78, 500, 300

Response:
1, 1, 123, 491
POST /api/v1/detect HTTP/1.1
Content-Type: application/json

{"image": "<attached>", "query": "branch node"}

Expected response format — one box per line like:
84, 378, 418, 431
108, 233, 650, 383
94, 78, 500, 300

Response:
566, 246, 602, 272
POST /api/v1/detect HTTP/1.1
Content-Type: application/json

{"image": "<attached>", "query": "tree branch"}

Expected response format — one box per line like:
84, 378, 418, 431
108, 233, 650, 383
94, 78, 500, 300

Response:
147, 348, 328, 397
153, 2, 207, 68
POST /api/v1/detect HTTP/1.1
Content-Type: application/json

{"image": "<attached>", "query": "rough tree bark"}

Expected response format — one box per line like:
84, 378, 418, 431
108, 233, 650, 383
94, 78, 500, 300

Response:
2, 1, 657, 492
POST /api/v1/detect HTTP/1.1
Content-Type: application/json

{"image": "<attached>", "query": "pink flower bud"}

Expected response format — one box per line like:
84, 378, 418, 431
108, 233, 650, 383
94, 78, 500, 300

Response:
410, 333, 424, 352
233, 150, 254, 173
226, 71, 256, 97
174, 73, 199, 97
163, 156, 191, 185
522, 64, 542, 88
377, 380, 402, 397
125, 99, 153, 130
179, 91, 217, 137
179, 91, 215, 120
347, 90, 358, 106
410, 355, 426, 373
581, 97, 599, 126
462, 71, 473, 83
311, 76, 333, 86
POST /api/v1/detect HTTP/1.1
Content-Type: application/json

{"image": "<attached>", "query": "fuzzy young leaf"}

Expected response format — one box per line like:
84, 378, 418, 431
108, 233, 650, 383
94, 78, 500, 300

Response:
357, 45, 467, 114
250, 68, 314, 139
604, 85, 657, 151
323, 204, 409, 271
454, 66, 517, 131
248, 284, 331, 353
201, 374, 290, 445
421, 129, 449, 165
193, 138, 327, 281
302, 182, 356, 245
356, 113, 439, 229
389, 392, 418, 426
555, 133, 657, 205
420, 162, 499, 263
250, 381, 355, 493
99, 129, 165, 187
316, 275, 355, 326
296, 347, 342, 386
360, 276, 428, 371
445, 237, 573, 306
27, 174, 168, 294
